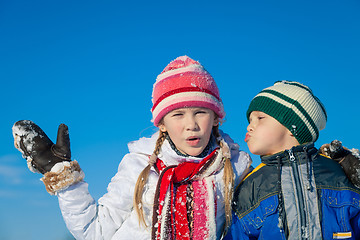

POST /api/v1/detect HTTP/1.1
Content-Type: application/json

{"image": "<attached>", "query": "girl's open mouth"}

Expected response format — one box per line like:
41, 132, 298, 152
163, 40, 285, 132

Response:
186, 137, 200, 146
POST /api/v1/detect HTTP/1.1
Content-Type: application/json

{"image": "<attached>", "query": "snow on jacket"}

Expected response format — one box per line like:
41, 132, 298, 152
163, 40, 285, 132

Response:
225, 143, 360, 240
57, 131, 252, 240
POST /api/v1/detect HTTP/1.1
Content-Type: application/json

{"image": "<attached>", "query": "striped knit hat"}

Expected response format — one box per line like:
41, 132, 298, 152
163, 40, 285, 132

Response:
151, 56, 225, 126
246, 80, 327, 144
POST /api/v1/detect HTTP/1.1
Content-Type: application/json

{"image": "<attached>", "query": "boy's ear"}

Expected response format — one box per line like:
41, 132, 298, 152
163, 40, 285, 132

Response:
287, 127, 295, 137
289, 133, 297, 138
288, 130, 300, 145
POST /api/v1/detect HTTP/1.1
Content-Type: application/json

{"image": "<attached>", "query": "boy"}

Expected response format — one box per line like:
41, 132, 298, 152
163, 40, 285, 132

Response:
226, 81, 360, 239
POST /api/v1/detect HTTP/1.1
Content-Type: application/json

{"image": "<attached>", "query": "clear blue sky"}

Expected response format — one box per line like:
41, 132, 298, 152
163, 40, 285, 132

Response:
1, 0, 359, 239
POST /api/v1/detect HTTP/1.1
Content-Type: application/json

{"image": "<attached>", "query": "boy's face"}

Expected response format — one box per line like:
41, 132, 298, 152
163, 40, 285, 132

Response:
245, 111, 299, 156
159, 107, 218, 157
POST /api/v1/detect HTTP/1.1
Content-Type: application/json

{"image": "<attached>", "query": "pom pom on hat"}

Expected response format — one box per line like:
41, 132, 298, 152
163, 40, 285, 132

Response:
151, 56, 225, 126
160, 56, 198, 73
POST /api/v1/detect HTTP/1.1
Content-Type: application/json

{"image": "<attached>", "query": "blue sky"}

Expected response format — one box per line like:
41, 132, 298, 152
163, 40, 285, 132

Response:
1, 0, 359, 239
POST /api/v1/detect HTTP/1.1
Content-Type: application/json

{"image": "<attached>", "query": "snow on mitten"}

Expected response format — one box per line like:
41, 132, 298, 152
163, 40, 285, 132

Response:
12, 120, 84, 194
13, 120, 71, 173
320, 140, 360, 188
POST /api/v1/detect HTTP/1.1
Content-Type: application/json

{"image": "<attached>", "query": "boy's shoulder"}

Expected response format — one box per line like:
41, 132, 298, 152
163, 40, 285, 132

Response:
313, 153, 359, 191
234, 161, 280, 196
233, 163, 280, 217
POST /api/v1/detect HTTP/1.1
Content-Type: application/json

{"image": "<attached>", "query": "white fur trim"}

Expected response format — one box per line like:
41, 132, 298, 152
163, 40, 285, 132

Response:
41, 160, 84, 195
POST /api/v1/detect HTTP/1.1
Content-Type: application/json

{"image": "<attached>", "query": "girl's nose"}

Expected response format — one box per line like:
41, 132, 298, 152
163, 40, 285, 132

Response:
185, 116, 199, 131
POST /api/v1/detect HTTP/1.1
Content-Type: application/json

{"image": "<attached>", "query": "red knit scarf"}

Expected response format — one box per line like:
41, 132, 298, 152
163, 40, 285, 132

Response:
151, 148, 223, 240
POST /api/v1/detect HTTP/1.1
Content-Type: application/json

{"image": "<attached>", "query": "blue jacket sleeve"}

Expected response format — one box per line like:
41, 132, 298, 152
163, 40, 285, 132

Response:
351, 211, 360, 238
223, 212, 250, 240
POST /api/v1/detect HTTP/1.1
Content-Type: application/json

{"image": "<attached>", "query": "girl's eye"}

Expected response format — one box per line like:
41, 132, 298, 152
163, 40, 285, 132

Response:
258, 116, 265, 120
195, 109, 209, 115
172, 113, 183, 117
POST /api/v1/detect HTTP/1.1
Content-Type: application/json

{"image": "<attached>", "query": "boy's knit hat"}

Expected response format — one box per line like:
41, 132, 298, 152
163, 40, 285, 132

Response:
246, 80, 327, 144
151, 56, 225, 126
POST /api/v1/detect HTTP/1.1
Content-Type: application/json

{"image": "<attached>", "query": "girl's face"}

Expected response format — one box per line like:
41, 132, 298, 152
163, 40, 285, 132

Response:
159, 107, 218, 156
245, 111, 299, 156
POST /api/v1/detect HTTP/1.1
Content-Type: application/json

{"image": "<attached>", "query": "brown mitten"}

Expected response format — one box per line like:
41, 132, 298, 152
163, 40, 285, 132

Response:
320, 140, 360, 188
12, 120, 84, 194
13, 120, 71, 174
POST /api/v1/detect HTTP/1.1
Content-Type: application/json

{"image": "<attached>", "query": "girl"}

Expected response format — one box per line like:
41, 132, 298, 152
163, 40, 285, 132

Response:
12, 56, 252, 239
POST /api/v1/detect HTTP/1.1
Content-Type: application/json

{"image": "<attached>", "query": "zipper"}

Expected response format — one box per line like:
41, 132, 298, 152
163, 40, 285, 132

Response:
288, 149, 308, 239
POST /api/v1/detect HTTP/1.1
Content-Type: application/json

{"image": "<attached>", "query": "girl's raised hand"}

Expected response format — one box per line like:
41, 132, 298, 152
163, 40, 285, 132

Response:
12, 120, 71, 174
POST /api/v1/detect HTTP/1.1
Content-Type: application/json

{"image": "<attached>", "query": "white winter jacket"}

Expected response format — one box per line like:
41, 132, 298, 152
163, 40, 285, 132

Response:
57, 131, 252, 240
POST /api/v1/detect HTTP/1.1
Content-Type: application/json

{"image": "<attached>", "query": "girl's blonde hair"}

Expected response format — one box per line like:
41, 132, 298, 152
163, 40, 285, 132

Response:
133, 125, 234, 231
133, 130, 167, 227
212, 125, 234, 231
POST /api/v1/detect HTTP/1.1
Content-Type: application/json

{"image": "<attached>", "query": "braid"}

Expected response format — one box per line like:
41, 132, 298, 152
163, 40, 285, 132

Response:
133, 130, 167, 227
153, 130, 167, 159
213, 125, 234, 233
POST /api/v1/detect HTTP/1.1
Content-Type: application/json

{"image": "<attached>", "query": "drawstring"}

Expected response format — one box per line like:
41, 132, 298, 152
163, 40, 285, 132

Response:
277, 156, 287, 235
303, 146, 312, 191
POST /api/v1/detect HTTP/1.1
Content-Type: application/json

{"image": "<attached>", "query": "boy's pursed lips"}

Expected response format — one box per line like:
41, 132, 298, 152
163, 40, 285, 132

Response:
245, 133, 251, 142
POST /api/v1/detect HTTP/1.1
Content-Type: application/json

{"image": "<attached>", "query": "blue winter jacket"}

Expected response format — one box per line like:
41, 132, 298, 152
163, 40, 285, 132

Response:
225, 143, 360, 240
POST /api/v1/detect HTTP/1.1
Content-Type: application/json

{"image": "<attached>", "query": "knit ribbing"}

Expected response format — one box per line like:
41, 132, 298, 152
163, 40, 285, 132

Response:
247, 80, 327, 144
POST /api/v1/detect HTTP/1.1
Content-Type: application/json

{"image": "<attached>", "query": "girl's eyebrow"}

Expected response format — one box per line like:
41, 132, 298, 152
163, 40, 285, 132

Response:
193, 108, 209, 112
172, 110, 185, 114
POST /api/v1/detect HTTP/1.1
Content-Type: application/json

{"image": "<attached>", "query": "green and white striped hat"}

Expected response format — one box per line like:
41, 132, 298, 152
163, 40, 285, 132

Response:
246, 80, 327, 144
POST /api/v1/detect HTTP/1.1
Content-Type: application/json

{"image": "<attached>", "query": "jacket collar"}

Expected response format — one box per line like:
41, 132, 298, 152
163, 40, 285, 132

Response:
261, 142, 318, 166
166, 134, 214, 158
159, 135, 218, 165
127, 130, 229, 166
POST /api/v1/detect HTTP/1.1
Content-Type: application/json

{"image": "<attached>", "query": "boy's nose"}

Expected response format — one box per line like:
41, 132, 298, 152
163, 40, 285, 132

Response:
247, 123, 253, 132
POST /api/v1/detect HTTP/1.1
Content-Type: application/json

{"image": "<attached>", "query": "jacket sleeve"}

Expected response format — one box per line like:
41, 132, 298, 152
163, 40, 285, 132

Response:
351, 211, 360, 239
224, 212, 250, 240
232, 150, 252, 187
57, 152, 149, 240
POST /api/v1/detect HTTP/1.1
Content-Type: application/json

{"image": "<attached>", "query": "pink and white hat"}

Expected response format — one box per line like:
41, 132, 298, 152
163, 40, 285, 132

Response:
151, 56, 225, 126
